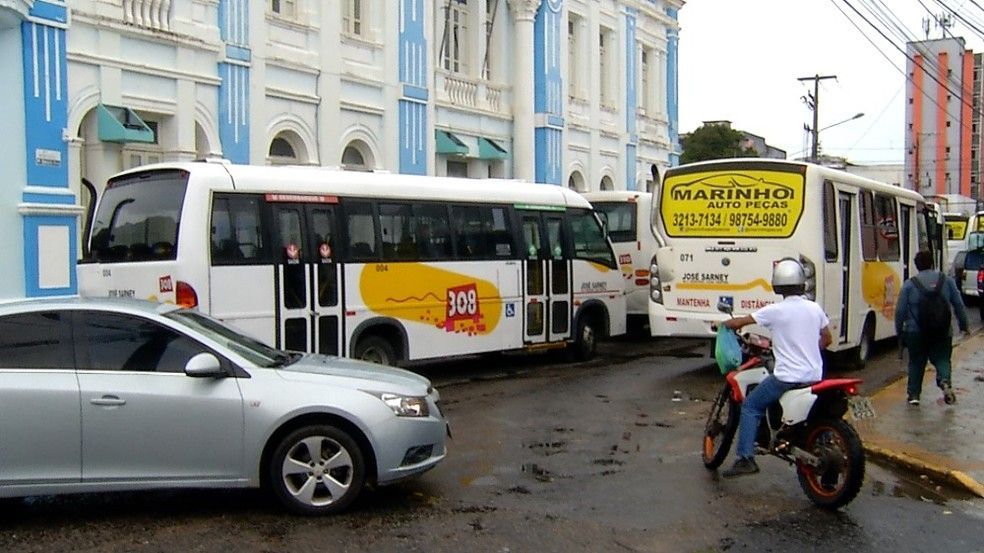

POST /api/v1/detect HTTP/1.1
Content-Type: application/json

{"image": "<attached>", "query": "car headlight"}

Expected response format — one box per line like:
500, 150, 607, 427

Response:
366, 392, 430, 417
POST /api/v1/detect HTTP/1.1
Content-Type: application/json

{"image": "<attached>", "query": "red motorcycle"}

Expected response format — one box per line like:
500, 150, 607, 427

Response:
703, 308, 872, 509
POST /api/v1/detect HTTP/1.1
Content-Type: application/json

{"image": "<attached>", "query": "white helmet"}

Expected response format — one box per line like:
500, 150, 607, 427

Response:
772, 258, 806, 288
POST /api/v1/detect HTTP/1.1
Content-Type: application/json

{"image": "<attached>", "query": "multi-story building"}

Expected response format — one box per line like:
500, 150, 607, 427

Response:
0, 0, 683, 300
904, 37, 981, 201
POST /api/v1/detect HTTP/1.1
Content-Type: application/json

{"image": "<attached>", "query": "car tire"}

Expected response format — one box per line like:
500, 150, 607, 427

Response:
354, 335, 399, 366
268, 424, 366, 516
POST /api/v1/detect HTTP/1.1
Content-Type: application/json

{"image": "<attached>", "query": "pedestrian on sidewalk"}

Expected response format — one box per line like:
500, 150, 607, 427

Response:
895, 250, 969, 406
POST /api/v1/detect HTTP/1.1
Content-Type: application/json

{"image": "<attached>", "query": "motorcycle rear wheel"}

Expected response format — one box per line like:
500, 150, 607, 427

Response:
796, 418, 865, 509
702, 384, 739, 469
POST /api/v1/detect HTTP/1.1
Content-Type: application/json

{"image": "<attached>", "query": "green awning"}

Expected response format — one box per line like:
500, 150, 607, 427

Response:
478, 137, 509, 160
435, 130, 469, 156
98, 104, 154, 144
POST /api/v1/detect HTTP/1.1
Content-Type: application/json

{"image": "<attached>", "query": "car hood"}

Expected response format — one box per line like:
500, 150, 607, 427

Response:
279, 354, 432, 394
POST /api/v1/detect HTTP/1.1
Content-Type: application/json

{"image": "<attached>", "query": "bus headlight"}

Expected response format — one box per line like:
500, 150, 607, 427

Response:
649, 258, 663, 304
651, 289, 662, 302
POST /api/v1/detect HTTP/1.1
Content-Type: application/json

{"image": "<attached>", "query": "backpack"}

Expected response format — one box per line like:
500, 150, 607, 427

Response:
911, 274, 952, 339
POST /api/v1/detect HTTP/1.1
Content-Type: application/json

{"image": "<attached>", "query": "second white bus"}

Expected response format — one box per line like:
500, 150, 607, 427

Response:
649, 159, 945, 368
78, 160, 626, 366
583, 191, 662, 333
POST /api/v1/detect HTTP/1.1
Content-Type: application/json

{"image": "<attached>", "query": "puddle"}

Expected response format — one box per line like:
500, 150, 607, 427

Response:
526, 441, 567, 456
521, 463, 569, 482
869, 459, 977, 503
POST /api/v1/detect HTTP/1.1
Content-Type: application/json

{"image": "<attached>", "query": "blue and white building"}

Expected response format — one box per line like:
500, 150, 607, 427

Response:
0, 0, 682, 300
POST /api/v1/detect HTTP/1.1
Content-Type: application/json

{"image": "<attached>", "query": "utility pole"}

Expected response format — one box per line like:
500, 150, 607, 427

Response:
798, 74, 837, 162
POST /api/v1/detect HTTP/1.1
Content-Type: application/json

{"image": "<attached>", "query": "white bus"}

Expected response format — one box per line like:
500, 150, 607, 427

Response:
649, 159, 945, 368
582, 191, 662, 332
78, 160, 626, 365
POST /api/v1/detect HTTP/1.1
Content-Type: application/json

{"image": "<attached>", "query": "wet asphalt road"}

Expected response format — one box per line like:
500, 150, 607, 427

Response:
1, 332, 983, 553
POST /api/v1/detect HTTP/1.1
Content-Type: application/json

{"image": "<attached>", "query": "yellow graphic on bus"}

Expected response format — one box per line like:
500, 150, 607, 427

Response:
360, 264, 503, 335
661, 169, 806, 238
860, 261, 899, 319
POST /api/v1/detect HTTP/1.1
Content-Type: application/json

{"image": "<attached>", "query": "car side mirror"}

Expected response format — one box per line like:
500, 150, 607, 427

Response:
185, 353, 226, 378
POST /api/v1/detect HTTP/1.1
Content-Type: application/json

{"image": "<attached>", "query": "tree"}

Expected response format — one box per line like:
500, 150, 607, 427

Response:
679, 124, 758, 164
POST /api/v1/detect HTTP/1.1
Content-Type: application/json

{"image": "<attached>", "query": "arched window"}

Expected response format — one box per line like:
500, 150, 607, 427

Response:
269, 137, 296, 159
600, 175, 614, 191
568, 171, 585, 192
342, 146, 367, 170
268, 130, 309, 165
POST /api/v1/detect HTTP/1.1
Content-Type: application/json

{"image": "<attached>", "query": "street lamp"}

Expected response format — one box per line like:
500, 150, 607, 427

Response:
819, 112, 865, 132
808, 112, 864, 162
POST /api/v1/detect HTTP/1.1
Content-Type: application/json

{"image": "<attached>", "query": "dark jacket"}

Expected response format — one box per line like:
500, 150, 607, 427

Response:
894, 269, 969, 336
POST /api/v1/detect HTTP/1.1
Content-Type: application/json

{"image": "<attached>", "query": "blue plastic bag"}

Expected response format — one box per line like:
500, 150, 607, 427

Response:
714, 325, 742, 375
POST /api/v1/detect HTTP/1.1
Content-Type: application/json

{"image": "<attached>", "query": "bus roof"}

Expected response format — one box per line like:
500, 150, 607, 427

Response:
112, 161, 593, 210
581, 191, 652, 202
664, 158, 927, 204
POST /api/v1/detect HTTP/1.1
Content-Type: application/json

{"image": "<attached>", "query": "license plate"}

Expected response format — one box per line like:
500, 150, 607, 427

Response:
848, 396, 876, 420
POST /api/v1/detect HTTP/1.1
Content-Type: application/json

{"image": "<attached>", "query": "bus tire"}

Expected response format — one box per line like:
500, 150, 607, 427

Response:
569, 315, 599, 361
847, 317, 875, 370
354, 335, 399, 366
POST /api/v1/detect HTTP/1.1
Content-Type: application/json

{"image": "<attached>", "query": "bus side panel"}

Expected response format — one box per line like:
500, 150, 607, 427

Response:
571, 260, 626, 337
345, 260, 524, 361
208, 265, 277, 347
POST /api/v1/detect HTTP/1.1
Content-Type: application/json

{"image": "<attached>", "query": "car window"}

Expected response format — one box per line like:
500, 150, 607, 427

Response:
965, 250, 984, 271
78, 312, 208, 373
0, 311, 73, 369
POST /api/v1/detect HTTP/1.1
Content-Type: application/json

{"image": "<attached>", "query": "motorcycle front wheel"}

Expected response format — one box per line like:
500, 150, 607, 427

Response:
702, 383, 739, 469
796, 418, 865, 509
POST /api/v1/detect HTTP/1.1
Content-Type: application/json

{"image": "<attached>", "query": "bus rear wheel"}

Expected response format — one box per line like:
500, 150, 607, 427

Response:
354, 336, 399, 366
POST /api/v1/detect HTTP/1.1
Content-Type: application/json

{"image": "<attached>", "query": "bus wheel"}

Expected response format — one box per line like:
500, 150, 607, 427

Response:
848, 318, 874, 370
355, 336, 399, 366
569, 316, 598, 361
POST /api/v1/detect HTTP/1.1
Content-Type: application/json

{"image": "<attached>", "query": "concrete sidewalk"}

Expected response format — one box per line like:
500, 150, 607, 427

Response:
856, 330, 984, 497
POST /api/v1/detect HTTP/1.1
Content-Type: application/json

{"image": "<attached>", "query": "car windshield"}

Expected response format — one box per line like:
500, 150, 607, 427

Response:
164, 309, 295, 368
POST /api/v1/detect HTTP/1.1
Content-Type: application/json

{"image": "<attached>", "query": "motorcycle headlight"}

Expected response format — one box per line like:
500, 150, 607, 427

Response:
365, 391, 430, 417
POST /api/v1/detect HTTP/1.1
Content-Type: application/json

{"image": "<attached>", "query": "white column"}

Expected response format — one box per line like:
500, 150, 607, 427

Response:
508, 0, 540, 182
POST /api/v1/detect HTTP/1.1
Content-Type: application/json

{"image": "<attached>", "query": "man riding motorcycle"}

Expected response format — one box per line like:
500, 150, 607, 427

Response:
719, 258, 834, 477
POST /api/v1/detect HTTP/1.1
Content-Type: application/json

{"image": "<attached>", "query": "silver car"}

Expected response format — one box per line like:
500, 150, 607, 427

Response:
0, 297, 447, 515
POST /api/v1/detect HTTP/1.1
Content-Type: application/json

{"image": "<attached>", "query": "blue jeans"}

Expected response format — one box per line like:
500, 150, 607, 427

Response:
735, 375, 800, 459
902, 331, 952, 399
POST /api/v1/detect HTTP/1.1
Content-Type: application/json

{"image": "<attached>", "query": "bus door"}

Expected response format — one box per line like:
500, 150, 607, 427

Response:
520, 211, 572, 344
836, 192, 855, 344
269, 196, 342, 354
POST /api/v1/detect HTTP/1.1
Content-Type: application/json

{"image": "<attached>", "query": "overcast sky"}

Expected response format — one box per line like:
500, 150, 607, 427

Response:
677, 0, 984, 165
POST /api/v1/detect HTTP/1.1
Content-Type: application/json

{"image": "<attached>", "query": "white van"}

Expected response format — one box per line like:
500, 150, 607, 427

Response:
583, 191, 662, 332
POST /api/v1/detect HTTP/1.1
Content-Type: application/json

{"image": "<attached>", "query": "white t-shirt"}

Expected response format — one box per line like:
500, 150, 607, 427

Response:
751, 296, 830, 383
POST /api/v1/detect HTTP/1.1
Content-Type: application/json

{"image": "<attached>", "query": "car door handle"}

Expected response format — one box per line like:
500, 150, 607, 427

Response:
90, 395, 126, 407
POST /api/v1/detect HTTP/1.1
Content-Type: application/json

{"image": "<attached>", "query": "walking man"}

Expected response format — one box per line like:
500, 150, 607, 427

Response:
895, 250, 969, 406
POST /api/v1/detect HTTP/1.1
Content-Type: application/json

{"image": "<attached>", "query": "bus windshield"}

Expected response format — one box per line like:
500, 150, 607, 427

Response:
944, 214, 968, 240
592, 202, 636, 243
89, 170, 189, 262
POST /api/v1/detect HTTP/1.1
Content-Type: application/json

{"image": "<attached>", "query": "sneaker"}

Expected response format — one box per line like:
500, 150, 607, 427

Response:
941, 383, 957, 405
907, 397, 920, 406
722, 457, 760, 478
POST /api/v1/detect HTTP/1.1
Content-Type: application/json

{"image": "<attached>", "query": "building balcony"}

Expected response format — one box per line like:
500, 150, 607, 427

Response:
435, 70, 511, 117
121, 0, 173, 32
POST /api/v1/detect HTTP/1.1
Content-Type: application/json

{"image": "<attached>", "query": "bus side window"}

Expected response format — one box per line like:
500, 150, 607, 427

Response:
210, 194, 263, 265
343, 201, 379, 261
874, 194, 900, 261
859, 191, 879, 262
414, 204, 452, 260
822, 180, 838, 262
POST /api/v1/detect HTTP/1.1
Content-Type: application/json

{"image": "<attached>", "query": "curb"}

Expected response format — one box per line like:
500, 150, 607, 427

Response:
864, 443, 984, 498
